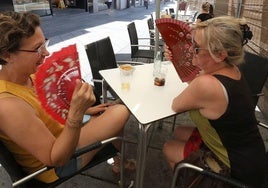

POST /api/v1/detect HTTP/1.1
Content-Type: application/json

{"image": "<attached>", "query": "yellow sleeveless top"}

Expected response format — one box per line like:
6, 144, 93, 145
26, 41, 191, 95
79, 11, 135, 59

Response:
189, 110, 230, 167
0, 79, 64, 183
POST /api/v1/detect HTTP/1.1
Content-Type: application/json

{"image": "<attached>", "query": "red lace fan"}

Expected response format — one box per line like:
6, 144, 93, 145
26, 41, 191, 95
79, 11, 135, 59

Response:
156, 18, 200, 82
34, 44, 81, 124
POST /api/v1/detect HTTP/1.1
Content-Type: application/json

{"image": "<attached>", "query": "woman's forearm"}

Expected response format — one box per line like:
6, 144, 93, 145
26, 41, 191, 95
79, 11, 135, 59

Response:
49, 117, 82, 166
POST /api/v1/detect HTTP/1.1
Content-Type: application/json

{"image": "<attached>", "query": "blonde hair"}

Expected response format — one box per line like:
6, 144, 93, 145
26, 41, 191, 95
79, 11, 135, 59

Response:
202, 2, 210, 12
193, 16, 252, 66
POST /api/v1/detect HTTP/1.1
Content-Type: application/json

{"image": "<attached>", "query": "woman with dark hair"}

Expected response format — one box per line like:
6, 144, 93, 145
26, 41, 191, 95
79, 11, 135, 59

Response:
196, 2, 213, 22
209, 3, 214, 18
0, 11, 133, 183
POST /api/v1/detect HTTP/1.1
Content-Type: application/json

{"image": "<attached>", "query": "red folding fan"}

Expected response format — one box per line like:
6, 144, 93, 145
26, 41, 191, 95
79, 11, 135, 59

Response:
155, 18, 200, 82
34, 44, 81, 124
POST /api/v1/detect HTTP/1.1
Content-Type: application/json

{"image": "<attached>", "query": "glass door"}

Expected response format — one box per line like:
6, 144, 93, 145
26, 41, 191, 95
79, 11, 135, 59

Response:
13, 0, 52, 16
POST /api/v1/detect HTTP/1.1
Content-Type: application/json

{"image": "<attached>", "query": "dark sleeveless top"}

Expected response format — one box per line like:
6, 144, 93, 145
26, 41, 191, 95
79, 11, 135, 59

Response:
197, 13, 213, 22
209, 74, 266, 187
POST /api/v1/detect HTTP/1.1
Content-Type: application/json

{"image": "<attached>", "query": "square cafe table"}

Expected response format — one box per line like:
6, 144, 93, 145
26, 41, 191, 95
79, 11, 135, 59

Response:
99, 63, 188, 188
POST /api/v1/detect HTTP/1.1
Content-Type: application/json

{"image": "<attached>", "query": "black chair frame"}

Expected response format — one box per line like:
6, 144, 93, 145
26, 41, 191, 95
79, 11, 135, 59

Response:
85, 36, 144, 103
0, 137, 124, 188
127, 22, 156, 62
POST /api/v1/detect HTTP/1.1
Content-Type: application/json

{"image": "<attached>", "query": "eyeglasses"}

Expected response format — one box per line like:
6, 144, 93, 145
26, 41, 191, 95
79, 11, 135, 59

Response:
17, 39, 49, 56
191, 37, 208, 55
193, 47, 208, 55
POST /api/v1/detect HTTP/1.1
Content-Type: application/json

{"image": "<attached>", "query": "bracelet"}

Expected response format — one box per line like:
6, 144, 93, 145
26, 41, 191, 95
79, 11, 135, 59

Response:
66, 118, 83, 129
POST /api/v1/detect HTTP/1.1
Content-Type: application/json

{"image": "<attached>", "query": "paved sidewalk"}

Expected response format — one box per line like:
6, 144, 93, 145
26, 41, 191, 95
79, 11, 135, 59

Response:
42, 2, 175, 85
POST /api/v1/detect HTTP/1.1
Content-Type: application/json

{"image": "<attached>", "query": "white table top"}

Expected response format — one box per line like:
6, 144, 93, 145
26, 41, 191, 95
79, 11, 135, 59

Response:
99, 63, 188, 125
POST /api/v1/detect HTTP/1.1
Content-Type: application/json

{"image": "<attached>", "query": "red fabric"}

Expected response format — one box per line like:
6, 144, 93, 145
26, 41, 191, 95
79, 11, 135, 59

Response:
183, 128, 203, 159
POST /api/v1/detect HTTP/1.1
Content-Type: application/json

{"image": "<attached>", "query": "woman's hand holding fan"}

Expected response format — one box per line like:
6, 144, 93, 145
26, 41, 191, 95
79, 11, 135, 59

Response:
164, 45, 174, 62
156, 18, 200, 82
68, 79, 95, 123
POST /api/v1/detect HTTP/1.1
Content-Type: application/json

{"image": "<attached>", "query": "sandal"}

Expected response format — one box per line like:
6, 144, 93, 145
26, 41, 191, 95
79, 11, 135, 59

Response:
112, 157, 136, 174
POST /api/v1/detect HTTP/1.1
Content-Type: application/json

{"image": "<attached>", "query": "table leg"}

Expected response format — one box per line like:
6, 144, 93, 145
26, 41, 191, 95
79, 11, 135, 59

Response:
135, 123, 152, 188
119, 137, 125, 188
101, 79, 108, 103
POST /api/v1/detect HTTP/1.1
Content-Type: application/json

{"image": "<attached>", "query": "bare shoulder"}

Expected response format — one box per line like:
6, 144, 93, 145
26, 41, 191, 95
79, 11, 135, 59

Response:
190, 74, 220, 92
0, 93, 35, 114
0, 93, 37, 132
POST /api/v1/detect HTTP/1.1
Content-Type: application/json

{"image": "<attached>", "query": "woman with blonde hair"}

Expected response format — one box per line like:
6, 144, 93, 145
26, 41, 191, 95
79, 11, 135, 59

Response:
163, 16, 265, 188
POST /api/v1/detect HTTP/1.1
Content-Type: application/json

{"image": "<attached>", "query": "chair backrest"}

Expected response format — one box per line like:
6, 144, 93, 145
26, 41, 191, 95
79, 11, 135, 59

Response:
238, 51, 268, 107
0, 141, 28, 188
150, 13, 154, 23
169, 8, 175, 14
85, 37, 118, 98
147, 18, 155, 46
147, 18, 154, 30
127, 22, 139, 58
192, 11, 198, 22
85, 37, 117, 80
0, 139, 53, 187
165, 9, 169, 15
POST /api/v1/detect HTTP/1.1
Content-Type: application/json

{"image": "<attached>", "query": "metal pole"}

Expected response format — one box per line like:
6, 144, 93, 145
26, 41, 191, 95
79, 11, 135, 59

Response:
154, 0, 161, 56
175, 0, 179, 19
237, 0, 242, 18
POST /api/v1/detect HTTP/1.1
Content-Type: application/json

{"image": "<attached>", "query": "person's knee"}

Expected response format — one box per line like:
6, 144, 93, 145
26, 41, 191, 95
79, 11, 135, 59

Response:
163, 141, 173, 160
107, 104, 130, 123
174, 126, 194, 141
173, 126, 185, 137
163, 140, 185, 163
114, 104, 130, 116
163, 141, 168, 155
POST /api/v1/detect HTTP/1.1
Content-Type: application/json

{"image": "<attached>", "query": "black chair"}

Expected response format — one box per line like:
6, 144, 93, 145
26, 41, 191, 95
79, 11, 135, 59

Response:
239, 52, 268, 107
0, 0, 14, 12
169, 8, 175, 18
85, 37, 118, 102
0, 137, 121, 188
147, 18, 164, 46
147, 18, 156, 47
169, 8, 175, 15
165, 9, 169, 15
239, 52, 268, 131
85, 36, 144, 103
171, 51, 268, 188
191, 11, 199, 22
147, 17, 154, 31
127, 22, 155, 62
150, 13, 155, 25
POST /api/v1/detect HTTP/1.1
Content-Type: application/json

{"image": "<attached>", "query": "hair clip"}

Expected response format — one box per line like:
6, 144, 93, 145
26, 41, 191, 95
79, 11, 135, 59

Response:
240, 24, 253, 46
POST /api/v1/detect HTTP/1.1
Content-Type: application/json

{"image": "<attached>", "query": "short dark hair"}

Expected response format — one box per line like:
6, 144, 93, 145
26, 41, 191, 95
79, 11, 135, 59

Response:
0, 11, 40, 65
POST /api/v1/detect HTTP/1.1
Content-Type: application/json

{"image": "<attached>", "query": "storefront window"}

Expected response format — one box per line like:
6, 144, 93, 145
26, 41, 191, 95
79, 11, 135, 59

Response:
13, 0, 52, 16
